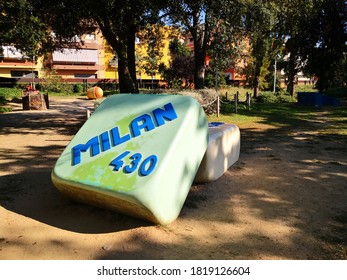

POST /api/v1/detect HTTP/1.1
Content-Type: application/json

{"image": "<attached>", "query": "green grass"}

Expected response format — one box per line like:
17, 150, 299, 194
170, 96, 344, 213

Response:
295, 84, 317, 93
0, 87, 23, 100
1, 86, 346, 137
208, 103, 347, 136
218, 86, 251, 101
0, 89, 19, 112
0, 107, 12, 113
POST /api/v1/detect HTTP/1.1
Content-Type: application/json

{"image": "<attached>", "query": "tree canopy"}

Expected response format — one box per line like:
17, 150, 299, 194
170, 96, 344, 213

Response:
0, 0, 49, 58
1, 0, 346, 93
304, 0, 347, 91
164, 0, 246, 89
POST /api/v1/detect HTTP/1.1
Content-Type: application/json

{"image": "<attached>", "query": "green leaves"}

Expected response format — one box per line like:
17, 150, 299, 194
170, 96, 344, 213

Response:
1, 0, 45, 58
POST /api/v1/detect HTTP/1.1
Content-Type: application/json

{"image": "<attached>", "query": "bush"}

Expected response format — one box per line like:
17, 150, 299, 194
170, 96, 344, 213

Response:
35, 83, 43, 91
256, 91, 296, 103
73, 83, 83, 93
15, 83, 28, 90
0, 87, 22, 100
220, 99, 233, 114
277, 94, 297, 103
256, 92, 278, 103
0, 107, 12, 113
0, 95, 7, 105
96, 80, 119, 91
46, 82, 72, 93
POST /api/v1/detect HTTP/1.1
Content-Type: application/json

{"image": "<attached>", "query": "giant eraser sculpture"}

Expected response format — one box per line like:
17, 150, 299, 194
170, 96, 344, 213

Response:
194, 122, 240, 183
51, 94, 208, 225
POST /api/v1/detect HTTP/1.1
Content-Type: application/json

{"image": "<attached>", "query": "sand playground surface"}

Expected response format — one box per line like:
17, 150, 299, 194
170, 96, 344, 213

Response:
0, 97, 346, 260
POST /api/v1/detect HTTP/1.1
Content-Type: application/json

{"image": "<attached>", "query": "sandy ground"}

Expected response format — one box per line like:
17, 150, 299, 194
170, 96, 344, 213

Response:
0, 97, 346, 260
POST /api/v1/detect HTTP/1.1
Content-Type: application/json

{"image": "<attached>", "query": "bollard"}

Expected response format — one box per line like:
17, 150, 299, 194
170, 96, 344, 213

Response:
246, 92, 250, 110
234, 94, 237, 113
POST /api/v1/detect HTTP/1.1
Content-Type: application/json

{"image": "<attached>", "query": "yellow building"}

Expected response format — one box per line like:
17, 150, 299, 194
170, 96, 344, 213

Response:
104, 25, 177, 86
0, 46, 43, 79
0, 26, 177, 87
103, 42, 118, 80
0, 32, 102, 82
44, 32, 104, 80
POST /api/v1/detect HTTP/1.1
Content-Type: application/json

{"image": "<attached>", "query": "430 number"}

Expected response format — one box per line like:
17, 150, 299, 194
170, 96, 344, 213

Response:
109, 151, 158, 176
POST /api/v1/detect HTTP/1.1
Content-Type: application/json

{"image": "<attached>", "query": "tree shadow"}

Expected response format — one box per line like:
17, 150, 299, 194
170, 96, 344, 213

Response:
1, 100, 346, 259
99, 104, 347, 260
0, 170, 150, 234
0, 98, 149, 234
95, 116, 347, 259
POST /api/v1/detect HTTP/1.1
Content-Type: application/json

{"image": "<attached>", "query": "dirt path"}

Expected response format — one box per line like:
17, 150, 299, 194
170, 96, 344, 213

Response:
0, 97, 346, 260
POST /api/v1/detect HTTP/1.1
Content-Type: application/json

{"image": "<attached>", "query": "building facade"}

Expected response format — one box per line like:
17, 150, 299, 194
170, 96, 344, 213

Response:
0, 27, 176, 87
0, 46, 39, 79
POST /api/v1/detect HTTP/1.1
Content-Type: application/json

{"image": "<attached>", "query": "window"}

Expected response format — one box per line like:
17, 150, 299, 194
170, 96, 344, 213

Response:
52, 49, 98, 64
74, 74, 96, 79
11, 71, 38, 78
85, 34, 96, 41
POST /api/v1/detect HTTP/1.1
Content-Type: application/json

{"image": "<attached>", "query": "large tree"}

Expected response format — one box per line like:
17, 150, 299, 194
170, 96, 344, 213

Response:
277, 0, 329, 95
166, 0, 244, 89
30, 0, 167, 93
136, 24, 168, 79
159, 37, 194, 88
244, 0, 280, 98
89, 0, 168, 93
304, 0, 347, 91
0, 0, 50, 59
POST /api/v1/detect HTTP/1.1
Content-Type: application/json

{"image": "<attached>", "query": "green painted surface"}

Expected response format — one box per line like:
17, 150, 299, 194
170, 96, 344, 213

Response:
52, 94, 208, 224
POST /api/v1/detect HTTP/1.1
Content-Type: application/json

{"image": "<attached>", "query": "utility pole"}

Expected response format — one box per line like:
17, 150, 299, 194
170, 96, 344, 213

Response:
273, 58, 277, 93
215, 52, 220, 117
32, 55, 35, 90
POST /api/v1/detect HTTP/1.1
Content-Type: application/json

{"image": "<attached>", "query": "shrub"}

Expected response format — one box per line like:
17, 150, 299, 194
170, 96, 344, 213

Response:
0, 107, 12, 113
256, 92, 278, 103
0, 87, 22, 100
220, 99, 233, 114
277, 94, 297, 103
35, 83, 43, 91
73, 83, 83, 93
0, 95, 7, 105
256, 92, 296, 103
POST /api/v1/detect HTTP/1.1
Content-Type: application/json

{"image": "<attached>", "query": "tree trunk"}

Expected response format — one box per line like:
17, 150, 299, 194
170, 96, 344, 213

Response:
285, 38, 299, 97
286, 53, 296, 97
127, 27, 138, 93
253, 76, 260, 98
191, 9, 207, 90
194, 48, 206, 89
116, 28, 138, 93
253, 62, 261, 98
98, 22, 138, 93
118, 49, 138, 93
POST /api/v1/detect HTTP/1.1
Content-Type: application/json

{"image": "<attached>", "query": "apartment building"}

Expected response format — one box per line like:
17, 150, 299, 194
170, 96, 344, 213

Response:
0, 32, 103, 83
0, 27, 176, 86
45, 33, 104, 80
0, 46, 39, 79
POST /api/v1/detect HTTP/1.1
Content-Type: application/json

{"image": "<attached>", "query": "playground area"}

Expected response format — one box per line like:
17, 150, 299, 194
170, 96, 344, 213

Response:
0, 97, 346, 260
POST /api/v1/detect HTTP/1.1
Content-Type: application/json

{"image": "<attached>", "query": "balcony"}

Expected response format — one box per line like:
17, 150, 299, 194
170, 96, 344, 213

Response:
51, 64, 98, 71
52, 49, 98, 64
